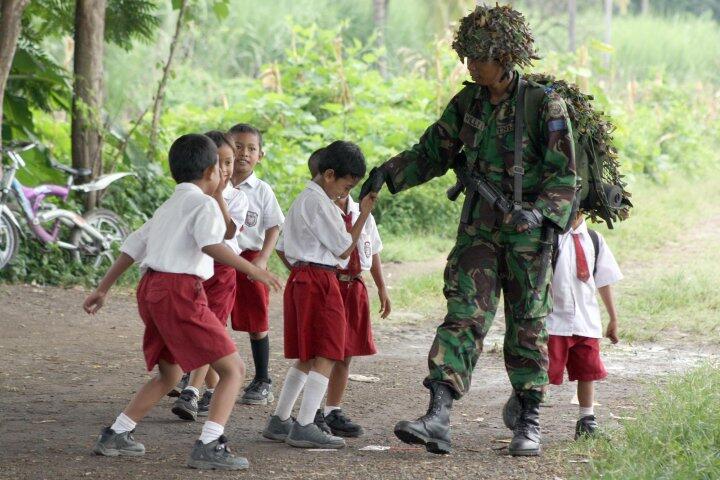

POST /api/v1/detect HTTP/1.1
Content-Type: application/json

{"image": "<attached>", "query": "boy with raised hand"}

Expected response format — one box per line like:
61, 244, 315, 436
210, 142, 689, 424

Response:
84, 134, 281, 471
263, 141, 377, 449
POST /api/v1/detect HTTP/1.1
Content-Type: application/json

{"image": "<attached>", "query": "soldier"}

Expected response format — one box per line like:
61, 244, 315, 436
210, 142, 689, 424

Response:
359, 5, 576, 456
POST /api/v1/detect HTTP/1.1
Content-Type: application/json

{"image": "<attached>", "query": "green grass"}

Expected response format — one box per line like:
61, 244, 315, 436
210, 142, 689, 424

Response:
574, 364, 720, 480
379, 234, 453, 263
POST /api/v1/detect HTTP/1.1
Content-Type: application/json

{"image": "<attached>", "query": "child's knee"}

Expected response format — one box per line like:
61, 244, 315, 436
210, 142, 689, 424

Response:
215, 354, 245, 380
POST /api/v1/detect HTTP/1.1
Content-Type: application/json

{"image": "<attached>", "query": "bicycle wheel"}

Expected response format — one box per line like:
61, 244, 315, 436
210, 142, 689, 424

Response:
0, 211, 20, 270
70, 208, 129, 269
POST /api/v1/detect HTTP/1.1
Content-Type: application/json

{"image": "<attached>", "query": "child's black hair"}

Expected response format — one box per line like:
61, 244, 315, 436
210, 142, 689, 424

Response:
308, 147, 326, 178
318, 141, 366, 179
228, 123, 263, 150
168, 134, 218, 184
203, 130, 236, 155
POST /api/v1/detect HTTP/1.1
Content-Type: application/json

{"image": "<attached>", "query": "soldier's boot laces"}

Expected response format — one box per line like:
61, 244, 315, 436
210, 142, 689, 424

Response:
508, 391, 542, 457
393, 382, 453, 454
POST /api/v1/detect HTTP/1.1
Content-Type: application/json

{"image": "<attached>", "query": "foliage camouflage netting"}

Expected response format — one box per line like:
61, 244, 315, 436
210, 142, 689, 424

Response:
452, 4, 539, 68
526, 73, 632, 227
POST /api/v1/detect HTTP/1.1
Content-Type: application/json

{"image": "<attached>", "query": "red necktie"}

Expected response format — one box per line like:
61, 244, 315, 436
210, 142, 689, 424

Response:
572, 233, 590, 282
338, 212, 361, 276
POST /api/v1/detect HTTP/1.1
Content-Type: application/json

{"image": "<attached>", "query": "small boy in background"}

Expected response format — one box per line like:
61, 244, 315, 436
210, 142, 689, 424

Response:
84, 134, 281, 470
263, 140, 377, 449
171, 130, 249, 421
228, 123, 284, 406
545, 210, 622, 439
306, 148, 391, 438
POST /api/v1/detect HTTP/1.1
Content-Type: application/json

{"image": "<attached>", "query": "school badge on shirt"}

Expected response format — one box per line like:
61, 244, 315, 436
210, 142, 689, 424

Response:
245, 211, 258, 227
364, 241, 371, 258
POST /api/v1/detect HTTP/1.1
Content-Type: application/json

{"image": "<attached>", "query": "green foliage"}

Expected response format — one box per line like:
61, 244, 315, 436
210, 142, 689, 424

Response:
579, 364, 720, 479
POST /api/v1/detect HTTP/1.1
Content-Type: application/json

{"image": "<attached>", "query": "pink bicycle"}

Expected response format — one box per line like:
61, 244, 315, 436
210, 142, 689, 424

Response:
0, 141, 133, 270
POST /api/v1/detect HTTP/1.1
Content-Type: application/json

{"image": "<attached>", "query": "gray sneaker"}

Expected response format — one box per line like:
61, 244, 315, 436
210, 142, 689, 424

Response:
197, 390, 213, 417
285, 422, 346, 449
168, 373, 189, 398
187, 435, 249, 471
241, 378, 274, 405
262, 415, 294, 442
92, 427, 145, 457
172, 389, 198, 421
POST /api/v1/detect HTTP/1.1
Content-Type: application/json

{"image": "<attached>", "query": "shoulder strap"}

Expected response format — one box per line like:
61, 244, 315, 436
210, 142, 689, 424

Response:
513, 77, 527, 207
588, 228, 600, 275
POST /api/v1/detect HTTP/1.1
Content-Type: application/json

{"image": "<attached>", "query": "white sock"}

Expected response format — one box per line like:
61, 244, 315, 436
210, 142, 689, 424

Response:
273, 367, 308, 420
324, 405, 341, 416
110, 412, 136, 434
205, 388, 215, 394
579, 406, 594, 418
184, 386, 200, 397
297, 372, 330, 426
198, 421, 224, 444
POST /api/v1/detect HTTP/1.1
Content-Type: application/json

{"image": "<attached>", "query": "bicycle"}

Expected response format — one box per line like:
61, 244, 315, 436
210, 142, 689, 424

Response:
0, 141, 133, 270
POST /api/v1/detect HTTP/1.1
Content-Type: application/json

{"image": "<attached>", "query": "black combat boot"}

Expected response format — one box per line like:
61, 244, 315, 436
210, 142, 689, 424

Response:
508, 390, 542, 456
393, 382, 453, 454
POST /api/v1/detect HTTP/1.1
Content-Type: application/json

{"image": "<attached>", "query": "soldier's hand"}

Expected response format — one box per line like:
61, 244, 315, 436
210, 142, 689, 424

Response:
359, 166, 389, 201
511, 208, 543, 233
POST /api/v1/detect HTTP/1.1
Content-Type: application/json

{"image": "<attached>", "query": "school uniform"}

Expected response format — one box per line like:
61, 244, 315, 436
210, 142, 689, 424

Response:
546, 219, 623, 385
201, 184, 249, 326
280, 181, 354, 362
336, 196, 382, 357
121, 183, 237, 373
230, 173, 284, 333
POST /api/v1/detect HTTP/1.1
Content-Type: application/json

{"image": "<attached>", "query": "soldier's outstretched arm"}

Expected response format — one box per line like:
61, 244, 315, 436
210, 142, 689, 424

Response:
534, 92, 577, 230
359, 87, 470, 200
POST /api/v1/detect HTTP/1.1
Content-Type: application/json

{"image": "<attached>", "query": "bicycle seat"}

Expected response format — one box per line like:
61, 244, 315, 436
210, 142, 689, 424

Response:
52, 162, 92, 177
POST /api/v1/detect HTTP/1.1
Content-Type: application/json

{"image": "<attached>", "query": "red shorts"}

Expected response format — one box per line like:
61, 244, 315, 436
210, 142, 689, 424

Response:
284, 265, 346, 361
136, 270, 237, 372
202, 262, 237, 326
230, 250, 270, 333
339, 277, 376, 357
548, 335, 607, 385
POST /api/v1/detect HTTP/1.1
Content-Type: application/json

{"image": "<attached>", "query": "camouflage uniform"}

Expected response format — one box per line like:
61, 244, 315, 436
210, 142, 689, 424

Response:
380, 77, 576, 403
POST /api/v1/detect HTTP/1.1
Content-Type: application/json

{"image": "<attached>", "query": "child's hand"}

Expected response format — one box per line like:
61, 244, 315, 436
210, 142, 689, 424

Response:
252, 270, 283, 292
605, 320, 619, 344
83, 290, 107, 314
252, 256, 268, 271
378, 286, 392, 319
360, 192, 378, 213
213, 175, 228, 199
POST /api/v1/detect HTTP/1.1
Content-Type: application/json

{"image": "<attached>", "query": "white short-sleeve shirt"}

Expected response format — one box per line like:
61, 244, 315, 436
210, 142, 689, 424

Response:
279, 181, 353, 268
341, 195, 383, 271
223, 183, 249, 254
234, 173, 284, 252
121, 183, 225, 280
546, 219, 623, 338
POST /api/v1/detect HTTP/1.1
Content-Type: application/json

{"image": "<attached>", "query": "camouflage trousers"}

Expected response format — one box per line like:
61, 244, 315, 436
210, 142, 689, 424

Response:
424, 224, 552, 403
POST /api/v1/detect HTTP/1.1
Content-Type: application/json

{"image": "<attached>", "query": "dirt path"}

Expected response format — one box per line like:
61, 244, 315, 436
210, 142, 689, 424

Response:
0, 268, 716, 480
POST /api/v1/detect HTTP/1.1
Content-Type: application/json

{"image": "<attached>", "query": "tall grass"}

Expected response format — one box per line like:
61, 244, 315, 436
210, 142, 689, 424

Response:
580, 364, 720, 479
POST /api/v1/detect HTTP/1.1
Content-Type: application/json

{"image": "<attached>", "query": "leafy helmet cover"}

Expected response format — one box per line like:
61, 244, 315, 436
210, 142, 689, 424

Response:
452, 3, 540, 69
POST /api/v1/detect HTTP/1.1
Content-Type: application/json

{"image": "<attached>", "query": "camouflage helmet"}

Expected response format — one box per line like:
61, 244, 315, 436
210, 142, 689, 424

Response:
452, 3, 539, 69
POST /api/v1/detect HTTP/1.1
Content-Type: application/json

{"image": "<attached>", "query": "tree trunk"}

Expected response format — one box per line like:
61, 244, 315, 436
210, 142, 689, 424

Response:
0, 0, 31, 151
641, 0, 650, 15
147, 0, 189, 161
568, 0, 577, 52
71, 0, 107, 210
603, 0, 613, 68
372, 0, 389, 77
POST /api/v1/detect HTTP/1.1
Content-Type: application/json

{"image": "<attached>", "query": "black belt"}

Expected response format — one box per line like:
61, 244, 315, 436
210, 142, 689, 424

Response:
293, 261, 337, 272
337, 272, 362, 282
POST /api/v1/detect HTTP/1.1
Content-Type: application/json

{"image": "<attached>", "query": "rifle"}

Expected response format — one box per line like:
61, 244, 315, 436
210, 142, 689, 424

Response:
446, 154, 514, 224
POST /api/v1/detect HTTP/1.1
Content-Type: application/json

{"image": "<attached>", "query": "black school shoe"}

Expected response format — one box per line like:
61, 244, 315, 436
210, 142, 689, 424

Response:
314, 409, 332, 434
325, 409, 364, 438
187, 435, 249, 470
197, 390, 213, 417
172, 389, 199, 421
92, 427, 145, 457
575, 415, 599, 440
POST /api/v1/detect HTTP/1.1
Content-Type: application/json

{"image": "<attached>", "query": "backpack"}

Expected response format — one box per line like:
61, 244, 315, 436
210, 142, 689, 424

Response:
522, 74, 632, 229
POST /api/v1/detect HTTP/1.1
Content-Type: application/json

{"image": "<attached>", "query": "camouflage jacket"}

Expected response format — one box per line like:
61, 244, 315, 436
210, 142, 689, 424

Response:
382, 73, 577, 231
